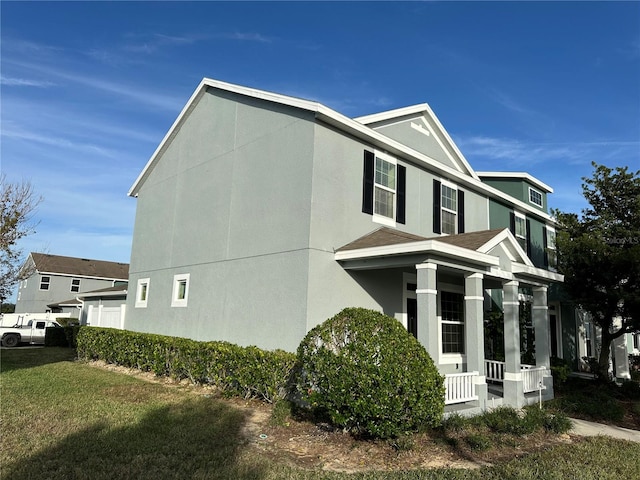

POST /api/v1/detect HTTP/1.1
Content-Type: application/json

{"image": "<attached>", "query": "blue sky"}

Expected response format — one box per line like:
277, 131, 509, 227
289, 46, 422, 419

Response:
2, 1, 639, 299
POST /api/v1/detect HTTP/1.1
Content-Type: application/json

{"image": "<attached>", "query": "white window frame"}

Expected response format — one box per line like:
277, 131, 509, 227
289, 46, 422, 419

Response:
171, 273, 190, 308
438, 283, 465, 365
528, 187, 543, 207
440, 179, 458, 235
70, 278, 81, 293
514, 211, 527, 250
40, 275, 50, 291
135, 278, 150, 308
546, 226, 557, 270
372, 151, 397, 227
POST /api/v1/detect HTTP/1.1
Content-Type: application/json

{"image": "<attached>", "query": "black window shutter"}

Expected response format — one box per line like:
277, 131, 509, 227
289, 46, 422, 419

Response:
457, 189, 465, 234
433, 179, 441, 234
396, 165, 406, 224
542, 225, 549, 267
362, 150, 374, 215
509, 212, 516, 235
525, 219, 532, 257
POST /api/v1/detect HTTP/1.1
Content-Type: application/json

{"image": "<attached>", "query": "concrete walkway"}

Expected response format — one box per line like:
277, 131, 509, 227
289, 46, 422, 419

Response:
570, 418, 640, 443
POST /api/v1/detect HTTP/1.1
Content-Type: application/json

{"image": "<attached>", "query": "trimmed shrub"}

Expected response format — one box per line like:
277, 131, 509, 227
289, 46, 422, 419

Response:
76, 327, 296, 403
293, 307, 445, 439
45, 327, 68, 347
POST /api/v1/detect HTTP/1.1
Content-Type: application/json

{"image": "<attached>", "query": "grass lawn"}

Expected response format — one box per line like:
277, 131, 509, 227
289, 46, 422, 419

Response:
2, 348, 640, 480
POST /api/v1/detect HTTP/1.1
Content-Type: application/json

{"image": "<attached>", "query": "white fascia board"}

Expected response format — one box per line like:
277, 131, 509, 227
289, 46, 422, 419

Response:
76, 290, 128, 299
353, 104, 432, 124
476, 171, 554, 193
334, 239, 499, 267
512, 264, 564, 283
477, 229, 534, 267
128, 78, 554, 224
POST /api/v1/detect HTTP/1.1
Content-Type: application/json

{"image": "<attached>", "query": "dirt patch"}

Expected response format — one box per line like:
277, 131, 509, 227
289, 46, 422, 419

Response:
86, 360, 580, 473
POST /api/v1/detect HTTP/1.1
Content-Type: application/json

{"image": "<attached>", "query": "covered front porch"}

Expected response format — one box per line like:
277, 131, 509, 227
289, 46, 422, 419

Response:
335, 227, 564, 414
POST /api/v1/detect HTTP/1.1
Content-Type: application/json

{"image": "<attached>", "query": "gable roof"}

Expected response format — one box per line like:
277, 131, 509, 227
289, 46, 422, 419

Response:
128, 78, 555, 223
29, 253, 129, 281
354, 104, 479, 180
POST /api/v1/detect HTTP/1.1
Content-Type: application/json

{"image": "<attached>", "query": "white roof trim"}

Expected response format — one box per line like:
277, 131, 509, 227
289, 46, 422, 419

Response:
127, 78, 555, 223
512, 264, 564, 283
477, 171, 554, 193
354, 104, 432, 124
477, 229, 534, 267
334, 239, 500, 267
37, 271, 127, 282
75, 289, 128, 299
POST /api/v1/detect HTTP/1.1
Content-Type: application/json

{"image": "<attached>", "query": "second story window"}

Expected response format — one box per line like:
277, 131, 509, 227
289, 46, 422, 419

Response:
441, 183, 457, 235
514, 212, 527, 250
544, 226, 557, 270
433, 179, 465, 235
40, 276, 50, 290
70, 278, 81, 293
362, 150, 406, 225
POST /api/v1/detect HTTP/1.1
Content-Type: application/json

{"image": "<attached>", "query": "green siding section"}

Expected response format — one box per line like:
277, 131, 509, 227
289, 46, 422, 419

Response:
482, 178, 548, 212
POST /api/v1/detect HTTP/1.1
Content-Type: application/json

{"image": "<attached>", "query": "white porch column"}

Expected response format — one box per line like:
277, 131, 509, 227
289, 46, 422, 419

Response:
503, 280, 524, 407
533, 286, 554, 398
613, 317, 631, 380
416, 263, 439, 360
465, 273, 488, 408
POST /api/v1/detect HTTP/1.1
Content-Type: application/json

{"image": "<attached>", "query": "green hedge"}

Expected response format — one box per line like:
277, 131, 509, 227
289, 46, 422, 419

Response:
44, 326, 80, 348
76, 327, 296, 403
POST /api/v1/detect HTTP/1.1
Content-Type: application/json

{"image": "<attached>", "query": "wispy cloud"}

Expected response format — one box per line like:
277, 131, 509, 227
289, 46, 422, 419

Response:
1, 124, 120, 159
0, 76, 55, 87
456, 135, 640, 167
5, 59, 183, 111
217, 32, 272, 43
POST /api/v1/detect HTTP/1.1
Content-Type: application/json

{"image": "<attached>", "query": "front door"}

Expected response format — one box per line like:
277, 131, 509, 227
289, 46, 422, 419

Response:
407, 298, 417, 338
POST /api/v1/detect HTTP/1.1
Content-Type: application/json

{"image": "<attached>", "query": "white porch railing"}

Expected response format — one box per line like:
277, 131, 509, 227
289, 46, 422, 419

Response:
484, 360, 547, 394
485, 359, 505, 383
444, 371, 479, 405
521, 365, 547, 393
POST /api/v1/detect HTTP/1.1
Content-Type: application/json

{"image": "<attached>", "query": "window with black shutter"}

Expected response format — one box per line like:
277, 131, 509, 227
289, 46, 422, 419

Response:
362, 150, 405, 225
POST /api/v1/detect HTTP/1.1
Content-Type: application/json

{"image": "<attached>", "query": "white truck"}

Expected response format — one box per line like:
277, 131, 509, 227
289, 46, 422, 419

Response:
0, 319, 62, 347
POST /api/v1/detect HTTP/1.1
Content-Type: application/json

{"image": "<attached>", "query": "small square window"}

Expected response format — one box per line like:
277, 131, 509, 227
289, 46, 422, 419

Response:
529, 187, 543, 207
70, 278, 81, 293
135, 278, 150, 308
171, 274, 190, 308
40, 276, 50, 291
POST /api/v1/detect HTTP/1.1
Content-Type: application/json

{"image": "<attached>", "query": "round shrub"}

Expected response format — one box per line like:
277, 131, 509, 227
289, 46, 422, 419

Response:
293, 307, 445, 438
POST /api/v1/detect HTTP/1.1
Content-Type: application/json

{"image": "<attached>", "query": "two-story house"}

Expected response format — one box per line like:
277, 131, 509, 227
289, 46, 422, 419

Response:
124, 78, 563, 412
15, 253, 129, 316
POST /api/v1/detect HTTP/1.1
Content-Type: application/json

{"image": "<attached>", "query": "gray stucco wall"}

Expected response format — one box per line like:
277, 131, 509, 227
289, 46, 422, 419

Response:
126, 88, 316, 351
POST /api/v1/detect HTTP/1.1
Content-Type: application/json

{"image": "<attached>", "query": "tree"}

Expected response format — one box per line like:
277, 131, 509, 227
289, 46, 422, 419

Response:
0, 175, 42, 304
554, 162, 640, 380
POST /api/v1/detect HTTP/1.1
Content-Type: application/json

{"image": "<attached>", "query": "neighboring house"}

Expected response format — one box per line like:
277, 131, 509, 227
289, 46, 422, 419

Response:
76, 285, 128, 329
15, 253, 129, 316
124, 78, 563, 412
